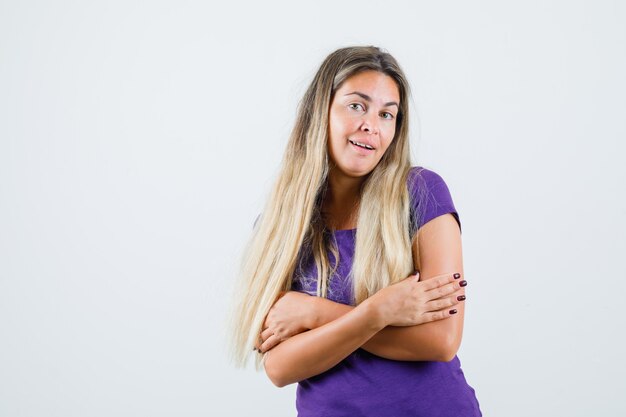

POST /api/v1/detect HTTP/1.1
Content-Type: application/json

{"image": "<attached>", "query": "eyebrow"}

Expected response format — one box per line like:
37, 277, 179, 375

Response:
344, 91, 399, 108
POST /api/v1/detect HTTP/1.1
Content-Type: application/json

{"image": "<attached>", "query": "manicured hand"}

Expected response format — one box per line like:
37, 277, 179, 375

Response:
255, 291, 314, 353
373, 272, 467, 327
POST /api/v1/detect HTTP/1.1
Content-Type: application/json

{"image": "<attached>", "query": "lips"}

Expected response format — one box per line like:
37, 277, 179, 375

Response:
348, 139, 375, 150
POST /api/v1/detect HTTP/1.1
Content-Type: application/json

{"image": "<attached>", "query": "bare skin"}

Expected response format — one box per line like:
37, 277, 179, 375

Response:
258, 266, 465, 357
262, 271, 465, 387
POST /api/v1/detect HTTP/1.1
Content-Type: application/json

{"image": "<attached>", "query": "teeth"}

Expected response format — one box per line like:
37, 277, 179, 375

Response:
349, 139, 374, 150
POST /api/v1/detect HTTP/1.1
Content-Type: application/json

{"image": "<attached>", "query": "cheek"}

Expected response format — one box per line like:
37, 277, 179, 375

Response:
329, 120, 349, 147
381, 126, 396, 149
327, 125, 344, 160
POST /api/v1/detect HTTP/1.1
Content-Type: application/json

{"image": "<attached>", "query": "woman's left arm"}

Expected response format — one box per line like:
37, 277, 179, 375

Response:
364, 212, 466, 360
259, 213, 466, 361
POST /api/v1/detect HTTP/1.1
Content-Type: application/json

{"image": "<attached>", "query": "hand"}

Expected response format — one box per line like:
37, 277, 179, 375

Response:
372, 272, 467, 327
255, 291, 314, 353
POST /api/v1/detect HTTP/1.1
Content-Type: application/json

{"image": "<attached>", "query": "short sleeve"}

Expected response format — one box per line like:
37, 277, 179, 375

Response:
407, 167, 462, 236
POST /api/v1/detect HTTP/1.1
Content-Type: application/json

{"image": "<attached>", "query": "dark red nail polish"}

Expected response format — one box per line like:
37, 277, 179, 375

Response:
453, 273, 461, 279
457, 295, 466, 301
449, 309, 458, 314
459, 280, 467, 287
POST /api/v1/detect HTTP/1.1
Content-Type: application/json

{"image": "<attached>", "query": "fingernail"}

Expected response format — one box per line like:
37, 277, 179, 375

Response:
459, 280, 467, 287
449, 309, 458, 314
453, 273, 461, 279
457, 295, 466, 301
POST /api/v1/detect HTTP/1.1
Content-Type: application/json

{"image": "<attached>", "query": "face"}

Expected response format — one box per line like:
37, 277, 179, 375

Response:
327, 70, 400, 180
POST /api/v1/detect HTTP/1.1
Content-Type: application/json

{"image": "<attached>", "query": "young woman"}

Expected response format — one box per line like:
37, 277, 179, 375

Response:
230, 46, 481, 416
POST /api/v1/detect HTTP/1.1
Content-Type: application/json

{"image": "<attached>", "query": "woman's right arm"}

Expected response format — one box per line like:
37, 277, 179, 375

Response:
261, 214, 466, 363
263, 296, 384, 387
262, 273, 462, 387
304, 294, 461, 362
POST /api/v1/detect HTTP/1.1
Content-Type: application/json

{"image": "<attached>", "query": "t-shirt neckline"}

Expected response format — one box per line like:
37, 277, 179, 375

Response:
331, 228, 356, 236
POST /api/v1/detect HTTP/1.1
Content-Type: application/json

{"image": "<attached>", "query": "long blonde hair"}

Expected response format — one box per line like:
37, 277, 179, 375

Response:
229, 46, 415, 367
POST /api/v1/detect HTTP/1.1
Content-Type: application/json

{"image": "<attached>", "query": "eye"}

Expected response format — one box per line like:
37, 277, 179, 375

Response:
348, 103, 365, 112
381, 112, 395, 120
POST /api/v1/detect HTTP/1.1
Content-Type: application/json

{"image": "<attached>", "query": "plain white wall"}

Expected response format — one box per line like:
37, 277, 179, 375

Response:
1, 1, 625, 416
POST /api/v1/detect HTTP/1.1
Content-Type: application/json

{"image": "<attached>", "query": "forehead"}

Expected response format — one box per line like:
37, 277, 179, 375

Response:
336, 70, 400, 102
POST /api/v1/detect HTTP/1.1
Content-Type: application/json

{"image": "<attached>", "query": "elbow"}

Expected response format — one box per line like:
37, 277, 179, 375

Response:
263, 354, 291, 388
268, 375, 290, 388
435, 334, 461, 362
437, 350, 457, 363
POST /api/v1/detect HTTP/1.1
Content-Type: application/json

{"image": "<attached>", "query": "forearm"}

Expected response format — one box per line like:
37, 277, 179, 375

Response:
310, 296, 463, 361
263, 297, 384, 387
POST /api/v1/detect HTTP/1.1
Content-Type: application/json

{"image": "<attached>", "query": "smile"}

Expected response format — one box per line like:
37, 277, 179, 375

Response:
348, 139, 375, 150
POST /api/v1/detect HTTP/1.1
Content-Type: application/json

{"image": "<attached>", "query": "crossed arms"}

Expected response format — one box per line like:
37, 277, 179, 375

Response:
259, 213, 466, 387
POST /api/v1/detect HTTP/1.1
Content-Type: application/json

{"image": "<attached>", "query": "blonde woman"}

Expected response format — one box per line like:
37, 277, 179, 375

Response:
230, 46, 481, 416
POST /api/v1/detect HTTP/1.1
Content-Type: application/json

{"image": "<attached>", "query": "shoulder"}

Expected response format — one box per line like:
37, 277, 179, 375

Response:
407, 166, 461, 233
407, 166, 448, 192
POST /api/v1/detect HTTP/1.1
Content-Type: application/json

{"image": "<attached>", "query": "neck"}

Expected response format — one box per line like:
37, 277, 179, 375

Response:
322, 166, 367, 230
326, 167, 365, 204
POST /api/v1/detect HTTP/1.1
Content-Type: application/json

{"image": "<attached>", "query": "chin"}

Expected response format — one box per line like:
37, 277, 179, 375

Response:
332, 157, 382, 179
342, 165, 377, 178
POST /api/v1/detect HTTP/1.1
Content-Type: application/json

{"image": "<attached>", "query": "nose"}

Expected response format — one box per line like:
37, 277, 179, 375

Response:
360, 113, 379, 135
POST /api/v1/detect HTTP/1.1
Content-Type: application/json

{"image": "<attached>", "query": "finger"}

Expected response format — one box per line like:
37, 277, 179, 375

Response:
449, 287, 466, 301
418, 272, 460, 290
424, 281, 467, 300
426, 293, 465, 311
261, 327, 273, 342
254, 333, 263, 351
421, 308, 458, 323
413, 271, 454, 282
427, 278, 467, 299
260, 334, 281, 353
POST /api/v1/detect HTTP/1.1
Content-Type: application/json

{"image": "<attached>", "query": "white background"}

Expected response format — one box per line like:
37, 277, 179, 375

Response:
1, 1, 625, 416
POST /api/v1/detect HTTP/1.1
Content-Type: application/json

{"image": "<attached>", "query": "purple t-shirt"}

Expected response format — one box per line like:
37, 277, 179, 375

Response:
291, 167, 481, 417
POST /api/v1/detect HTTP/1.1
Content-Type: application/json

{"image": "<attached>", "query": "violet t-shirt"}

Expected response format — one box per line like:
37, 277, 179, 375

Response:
291, 167, 481, 417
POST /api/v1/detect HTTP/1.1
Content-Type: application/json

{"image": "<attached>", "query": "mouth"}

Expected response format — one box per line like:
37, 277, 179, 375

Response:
348, 139, 375, 150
